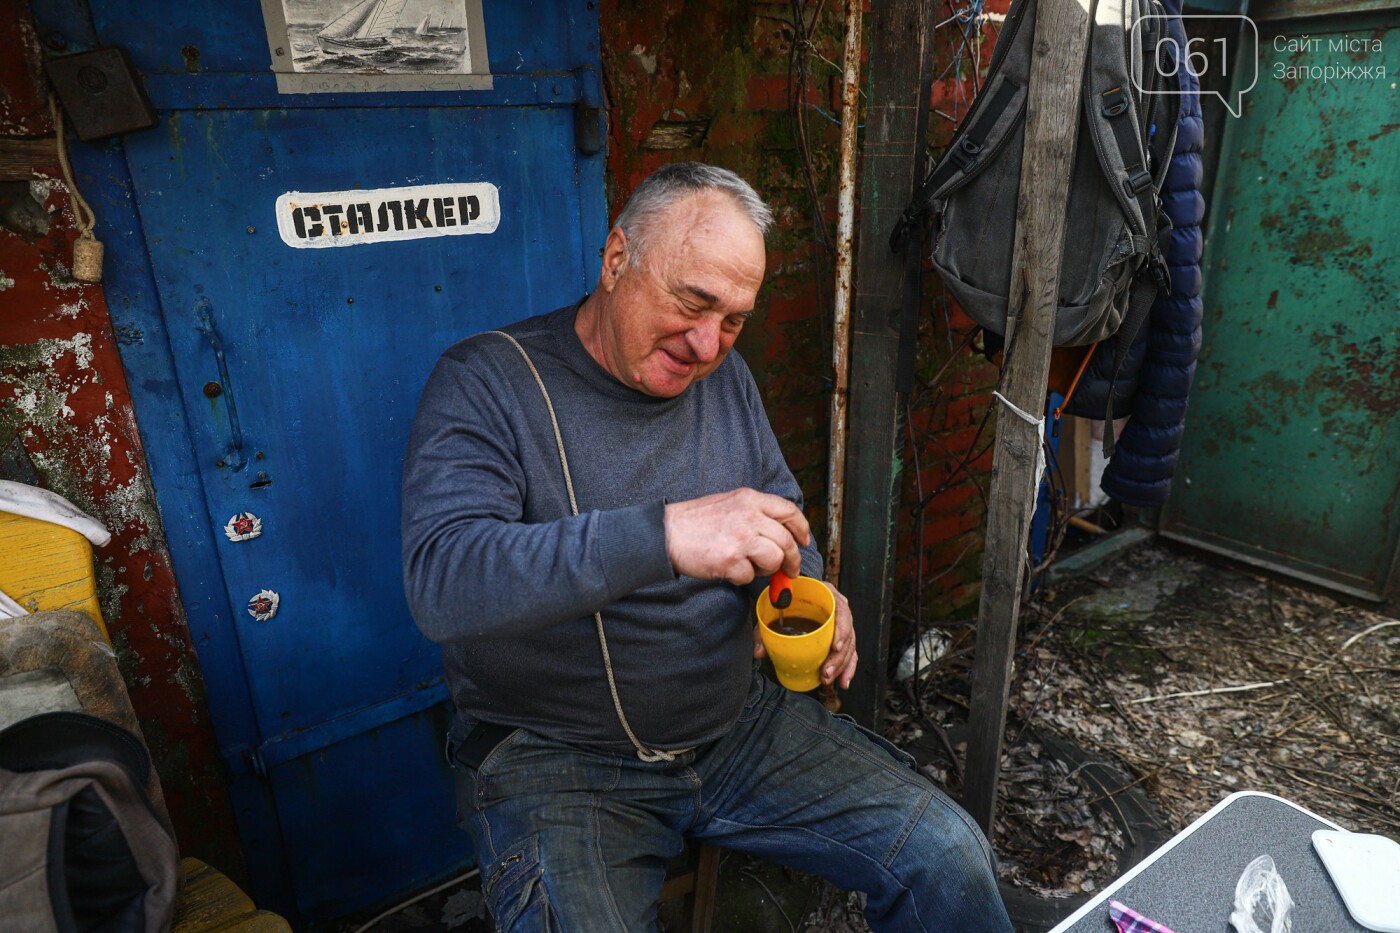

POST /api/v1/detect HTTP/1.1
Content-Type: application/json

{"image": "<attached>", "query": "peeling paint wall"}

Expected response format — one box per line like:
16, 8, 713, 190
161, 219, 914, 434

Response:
0, 0, 244, 881
599, 0, 1001, 632
0, 4, 46, 135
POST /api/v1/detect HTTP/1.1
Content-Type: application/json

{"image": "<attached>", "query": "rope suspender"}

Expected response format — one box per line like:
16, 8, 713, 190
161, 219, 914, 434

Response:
487, 331, 679, 763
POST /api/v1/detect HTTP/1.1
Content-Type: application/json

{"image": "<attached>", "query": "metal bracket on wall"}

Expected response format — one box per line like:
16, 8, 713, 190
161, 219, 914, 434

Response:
573, 65, 603, 155
194, 299, 247, 472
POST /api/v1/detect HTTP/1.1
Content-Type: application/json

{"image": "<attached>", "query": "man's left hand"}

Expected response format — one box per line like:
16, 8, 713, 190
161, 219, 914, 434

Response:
753, 581, 858, 690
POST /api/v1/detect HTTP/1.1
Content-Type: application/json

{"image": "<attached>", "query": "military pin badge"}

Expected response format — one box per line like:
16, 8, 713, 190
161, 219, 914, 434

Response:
224, 511, 263, 542
247, 589, 280, 621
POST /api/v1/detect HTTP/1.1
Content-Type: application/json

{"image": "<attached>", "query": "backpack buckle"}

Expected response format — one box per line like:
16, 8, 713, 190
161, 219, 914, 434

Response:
1148, 253, 1172, 292
950, 136, 983, 171
889, 206, 921, 252
1124, 169, 1154, 196
1101, 87, 1130, 118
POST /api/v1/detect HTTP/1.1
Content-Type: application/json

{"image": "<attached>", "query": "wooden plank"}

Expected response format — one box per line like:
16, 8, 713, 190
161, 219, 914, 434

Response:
963, 0, 1094, 831
688, 844, 721, 933
1057, 414, 1092, 509
838, 0, 936, 729
173, 858, 292, 932
1047, 526, 1155, 585
0, 136, 57, 180
0, 511, 107, 639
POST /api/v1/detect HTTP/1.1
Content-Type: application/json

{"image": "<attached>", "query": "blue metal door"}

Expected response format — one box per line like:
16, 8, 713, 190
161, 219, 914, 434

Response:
36, 0, 606, 921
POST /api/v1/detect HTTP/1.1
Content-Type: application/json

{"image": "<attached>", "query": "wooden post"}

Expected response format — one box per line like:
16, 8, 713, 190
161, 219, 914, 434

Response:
839, 0, 936, 729
963, 0, 1094, 831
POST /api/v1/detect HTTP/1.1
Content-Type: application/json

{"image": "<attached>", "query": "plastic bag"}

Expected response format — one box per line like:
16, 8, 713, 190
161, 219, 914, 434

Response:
894, 628, 951, 682
1229, 854, 1294, 933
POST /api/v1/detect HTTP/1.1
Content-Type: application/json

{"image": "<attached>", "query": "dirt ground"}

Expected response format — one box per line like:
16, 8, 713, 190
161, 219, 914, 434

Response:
887, 538, 1400, 912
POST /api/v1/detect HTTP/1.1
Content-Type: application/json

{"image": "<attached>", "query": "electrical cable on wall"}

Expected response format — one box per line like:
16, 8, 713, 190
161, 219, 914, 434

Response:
47, 94, 103, 284
787, 0, 835, 369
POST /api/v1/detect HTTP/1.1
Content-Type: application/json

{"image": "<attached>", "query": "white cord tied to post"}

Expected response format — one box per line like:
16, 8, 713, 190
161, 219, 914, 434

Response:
48, 94, 103, 284
991, 390, 1044, 428
992, 390, 1048, 514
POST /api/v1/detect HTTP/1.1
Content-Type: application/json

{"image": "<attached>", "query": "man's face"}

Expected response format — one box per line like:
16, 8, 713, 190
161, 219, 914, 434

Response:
592, 191, 766, 398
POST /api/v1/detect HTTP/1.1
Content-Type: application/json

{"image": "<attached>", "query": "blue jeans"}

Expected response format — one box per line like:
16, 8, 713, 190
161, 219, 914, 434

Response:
451, 667, 1011, 932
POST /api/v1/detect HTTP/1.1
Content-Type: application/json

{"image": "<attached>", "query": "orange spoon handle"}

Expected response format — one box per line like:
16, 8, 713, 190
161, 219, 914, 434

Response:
769, 570, 794, 609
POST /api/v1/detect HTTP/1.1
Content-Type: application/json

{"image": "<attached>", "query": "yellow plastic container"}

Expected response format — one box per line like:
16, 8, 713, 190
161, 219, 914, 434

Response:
756, 576, 835, 692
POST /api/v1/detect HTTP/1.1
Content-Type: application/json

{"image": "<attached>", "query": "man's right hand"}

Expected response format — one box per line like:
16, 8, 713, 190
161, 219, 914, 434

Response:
663, 489, 810, 585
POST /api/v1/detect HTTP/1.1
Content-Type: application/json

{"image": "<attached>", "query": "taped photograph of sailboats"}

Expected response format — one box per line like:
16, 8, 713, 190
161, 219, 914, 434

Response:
281, 0, 471, 74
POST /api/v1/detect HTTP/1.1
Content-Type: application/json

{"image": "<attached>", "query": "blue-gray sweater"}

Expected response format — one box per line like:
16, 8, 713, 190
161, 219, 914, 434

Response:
401, 303, 821, 752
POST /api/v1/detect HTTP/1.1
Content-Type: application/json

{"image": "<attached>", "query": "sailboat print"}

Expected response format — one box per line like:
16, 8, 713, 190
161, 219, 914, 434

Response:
414, 15, 453, 36
316, 0, 411, 53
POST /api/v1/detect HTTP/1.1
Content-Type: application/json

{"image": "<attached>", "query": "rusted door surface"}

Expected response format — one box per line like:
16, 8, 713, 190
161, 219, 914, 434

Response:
1161, 15, 1398, 600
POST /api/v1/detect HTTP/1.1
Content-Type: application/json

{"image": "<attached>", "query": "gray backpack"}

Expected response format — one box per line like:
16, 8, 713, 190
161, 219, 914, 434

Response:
893, 0, 1180, 442
0, 713, 180, 933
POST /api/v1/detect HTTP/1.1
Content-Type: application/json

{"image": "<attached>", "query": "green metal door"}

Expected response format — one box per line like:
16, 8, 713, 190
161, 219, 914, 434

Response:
1161, 12, 1399, 600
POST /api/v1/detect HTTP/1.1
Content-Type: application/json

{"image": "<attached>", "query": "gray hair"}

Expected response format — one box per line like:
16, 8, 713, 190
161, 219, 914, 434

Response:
614, 162, 773, 267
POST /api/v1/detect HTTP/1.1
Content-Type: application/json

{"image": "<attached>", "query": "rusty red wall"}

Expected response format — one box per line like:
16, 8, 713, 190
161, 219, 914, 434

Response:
600, 0, 849, 543
599, 0, 1002, 635
0, 0, 244, 880
898, 3, 1007, 621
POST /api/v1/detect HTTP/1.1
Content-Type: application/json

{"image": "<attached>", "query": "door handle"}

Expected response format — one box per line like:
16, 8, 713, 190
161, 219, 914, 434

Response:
195, 298, 247, 472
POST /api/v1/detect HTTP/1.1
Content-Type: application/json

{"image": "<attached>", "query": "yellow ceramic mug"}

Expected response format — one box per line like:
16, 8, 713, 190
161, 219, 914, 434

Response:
756, 575, 835, 692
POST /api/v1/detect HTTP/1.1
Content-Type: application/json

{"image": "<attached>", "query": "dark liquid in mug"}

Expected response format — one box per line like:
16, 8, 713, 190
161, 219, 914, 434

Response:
767, 614, 824, 636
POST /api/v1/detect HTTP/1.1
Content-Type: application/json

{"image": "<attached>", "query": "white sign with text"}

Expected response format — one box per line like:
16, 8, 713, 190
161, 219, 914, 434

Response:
275, 181, 500, 248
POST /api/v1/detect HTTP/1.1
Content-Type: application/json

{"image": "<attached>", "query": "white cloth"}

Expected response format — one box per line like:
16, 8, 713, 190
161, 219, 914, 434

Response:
0, 589, 27, 619
0, 480, 111, 547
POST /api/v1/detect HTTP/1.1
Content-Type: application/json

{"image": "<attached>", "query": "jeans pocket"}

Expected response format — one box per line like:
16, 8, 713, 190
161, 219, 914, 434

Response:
734, 662, 768, 723
483, 834, 553, 931
834, 713, 919, 773
446, 717, 472, 768
472, 727, 526, 807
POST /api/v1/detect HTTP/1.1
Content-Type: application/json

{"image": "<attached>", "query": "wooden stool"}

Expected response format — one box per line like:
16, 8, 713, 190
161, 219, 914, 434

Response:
174, 858, 290, 933
660, 842, 721, 933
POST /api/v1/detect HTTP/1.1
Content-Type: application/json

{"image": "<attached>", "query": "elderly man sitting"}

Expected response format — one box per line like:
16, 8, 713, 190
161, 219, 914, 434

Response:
402, 162, 1011, 932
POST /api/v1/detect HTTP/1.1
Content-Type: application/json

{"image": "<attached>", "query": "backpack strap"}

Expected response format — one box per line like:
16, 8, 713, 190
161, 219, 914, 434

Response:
889, 76, 1022, 253
1083, 0, 1155, 240
889, 0, 1037, 250
1098, 84, 1159, 242
1099, 264, 1162, 457
1094, 0, 1185, 456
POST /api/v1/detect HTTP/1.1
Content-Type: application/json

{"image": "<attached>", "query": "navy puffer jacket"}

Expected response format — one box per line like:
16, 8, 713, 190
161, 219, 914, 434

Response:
1064, 0, 1204, 506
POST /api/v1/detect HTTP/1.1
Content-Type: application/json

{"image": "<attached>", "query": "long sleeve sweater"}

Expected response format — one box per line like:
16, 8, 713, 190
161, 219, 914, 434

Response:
401, 303, 821, 752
